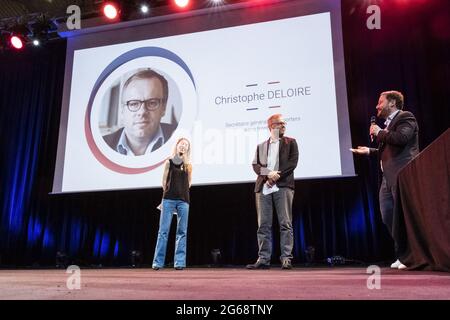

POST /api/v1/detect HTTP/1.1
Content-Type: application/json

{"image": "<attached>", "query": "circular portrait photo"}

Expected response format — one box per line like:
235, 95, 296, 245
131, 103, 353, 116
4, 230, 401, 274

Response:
85, 47, 197, 174
98, 68, 182, 156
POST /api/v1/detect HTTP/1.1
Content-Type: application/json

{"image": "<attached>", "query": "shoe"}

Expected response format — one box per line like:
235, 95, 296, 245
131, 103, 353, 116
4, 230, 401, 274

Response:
390, 259, 402, 269
397, 263, 407, 270
175, 266, 185, 270
152, 266, 160, 270
281, 260, 293, 270
246, 261, 270, 269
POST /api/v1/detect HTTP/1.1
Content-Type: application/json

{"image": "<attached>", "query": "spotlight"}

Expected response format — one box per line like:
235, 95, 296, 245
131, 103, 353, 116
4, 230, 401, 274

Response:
326, 255, 345, 266
7, 21, 30, 50
56, 251, 69, 268
10, 35, 23, 49
174, 0, 190, 9
103, 2, 119, 20
210, 248, 222, 267
28, 14, 58, 48
140, 4, 149, 14
31, 35, 46, 46
304, 246, 315, 266
130, 250, 142, 268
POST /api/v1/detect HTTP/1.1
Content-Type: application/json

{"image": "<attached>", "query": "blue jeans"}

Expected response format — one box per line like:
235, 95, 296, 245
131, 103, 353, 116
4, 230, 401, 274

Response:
152, 199, 189, 268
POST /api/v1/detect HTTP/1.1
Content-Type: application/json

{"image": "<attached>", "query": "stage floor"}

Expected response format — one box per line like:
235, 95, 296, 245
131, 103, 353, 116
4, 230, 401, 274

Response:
0, 267, 449, 300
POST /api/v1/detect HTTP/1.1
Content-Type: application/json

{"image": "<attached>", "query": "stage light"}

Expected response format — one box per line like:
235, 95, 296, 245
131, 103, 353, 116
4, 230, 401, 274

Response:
326, 255, 345, 266
210, 0, 225, 5
304, 246, 315, 265
30, 33, 47, 47
130, 250, 142, 267
10, 35, 23, 49
103, 2, 119, 19
140, 4, 149, 14
174, 0, 190, 9
210, 248, 222, 267
27, 14, 57, 48
56, 251, 69, 268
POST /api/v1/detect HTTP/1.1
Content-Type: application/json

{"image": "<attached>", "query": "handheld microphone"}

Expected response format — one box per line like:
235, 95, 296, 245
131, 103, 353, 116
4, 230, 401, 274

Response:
370, 116, 376, 142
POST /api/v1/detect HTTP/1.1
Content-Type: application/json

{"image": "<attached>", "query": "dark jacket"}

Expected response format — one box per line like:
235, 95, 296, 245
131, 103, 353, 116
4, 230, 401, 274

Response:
252, 136, 299, 193
103, 123, 175, 154
370, 110, 419, 187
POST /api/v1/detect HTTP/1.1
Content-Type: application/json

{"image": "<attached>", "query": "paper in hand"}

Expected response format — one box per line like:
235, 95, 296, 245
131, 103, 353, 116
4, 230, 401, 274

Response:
262, 183, 279, 195
156, 202, 177, 215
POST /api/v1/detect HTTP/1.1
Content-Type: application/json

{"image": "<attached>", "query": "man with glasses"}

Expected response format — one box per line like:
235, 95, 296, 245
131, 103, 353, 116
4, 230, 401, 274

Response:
247, 114, 299, 270
103, 69, 174, 156
351, 90, 419, 270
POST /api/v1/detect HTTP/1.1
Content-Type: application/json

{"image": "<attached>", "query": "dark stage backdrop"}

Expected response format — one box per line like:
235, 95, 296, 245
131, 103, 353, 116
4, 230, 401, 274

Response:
1, 0, 449, 267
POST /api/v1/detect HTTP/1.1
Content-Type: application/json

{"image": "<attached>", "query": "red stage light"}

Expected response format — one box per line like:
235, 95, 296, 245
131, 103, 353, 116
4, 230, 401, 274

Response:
174, 0, 190, 9
10, 35, 23, 49
394, 0, 428, 6
103, 3, 119, 19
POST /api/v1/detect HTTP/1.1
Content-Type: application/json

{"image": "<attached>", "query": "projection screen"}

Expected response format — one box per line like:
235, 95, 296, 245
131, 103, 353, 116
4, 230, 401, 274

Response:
53, 0, 354, 193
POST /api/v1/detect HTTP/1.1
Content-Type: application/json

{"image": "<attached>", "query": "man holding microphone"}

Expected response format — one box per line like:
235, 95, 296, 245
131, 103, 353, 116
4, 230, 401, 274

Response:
351, 90, 419, 270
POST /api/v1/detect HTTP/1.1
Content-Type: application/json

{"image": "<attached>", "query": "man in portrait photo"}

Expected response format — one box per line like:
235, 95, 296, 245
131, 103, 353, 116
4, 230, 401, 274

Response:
103, 69, 176, 156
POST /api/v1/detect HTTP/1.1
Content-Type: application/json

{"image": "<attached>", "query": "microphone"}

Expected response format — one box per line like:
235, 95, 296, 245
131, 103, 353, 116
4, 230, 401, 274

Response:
370, 116, 376, 142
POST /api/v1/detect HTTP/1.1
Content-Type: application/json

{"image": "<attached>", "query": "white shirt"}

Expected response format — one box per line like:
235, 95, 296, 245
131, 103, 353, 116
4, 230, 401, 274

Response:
267, 138, 280, 171
384, 110, 400, 128
262, 137, 281, 195
380, 110, 400, 172
117, 125, 164, 156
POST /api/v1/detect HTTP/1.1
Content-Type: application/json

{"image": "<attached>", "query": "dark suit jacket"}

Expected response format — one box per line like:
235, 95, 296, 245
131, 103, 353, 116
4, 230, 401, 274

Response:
252, 136, 299, 193
370, 110, 419, 187
103, 123, 175, 154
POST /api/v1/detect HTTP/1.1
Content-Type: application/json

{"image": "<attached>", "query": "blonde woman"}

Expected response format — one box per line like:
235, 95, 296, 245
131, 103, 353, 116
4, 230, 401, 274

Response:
152, 138, 192, 270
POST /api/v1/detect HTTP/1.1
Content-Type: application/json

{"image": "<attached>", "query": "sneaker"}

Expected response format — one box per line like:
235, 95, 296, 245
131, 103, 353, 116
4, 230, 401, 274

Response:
281, 260, 293, 270
398, 263, 407, 270
175, 266, 185, 270
152, 266, 160, 270
246, 261, 270, 269
390, 259, 402, 269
